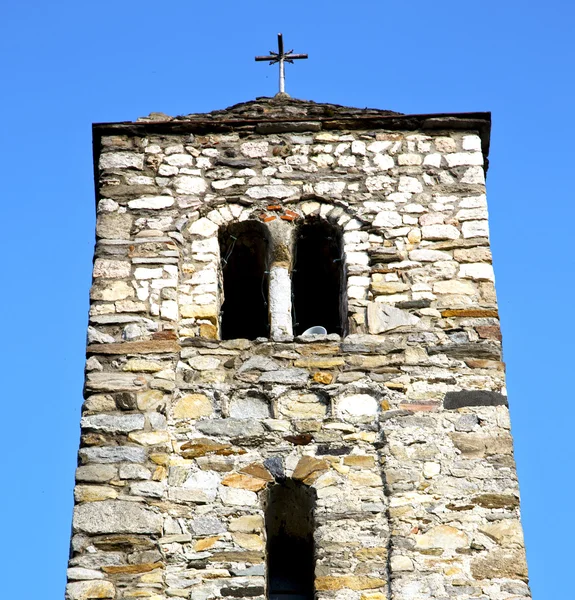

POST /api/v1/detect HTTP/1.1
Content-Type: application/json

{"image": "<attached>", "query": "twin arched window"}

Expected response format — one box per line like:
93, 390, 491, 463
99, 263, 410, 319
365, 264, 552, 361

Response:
219, 218, 346, 340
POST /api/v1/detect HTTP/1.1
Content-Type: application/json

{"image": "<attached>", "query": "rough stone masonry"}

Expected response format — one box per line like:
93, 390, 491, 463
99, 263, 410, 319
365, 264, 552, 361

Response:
66, 97, 532, 600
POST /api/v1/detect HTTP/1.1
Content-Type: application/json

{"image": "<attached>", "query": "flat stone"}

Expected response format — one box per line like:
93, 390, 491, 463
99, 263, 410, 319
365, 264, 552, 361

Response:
67, 568, 105, 581
191, 516, 226, 535
440, 308, 498, 318
81, 413, 145, 433
172, 392, 212, 419
189, 217, 218, 237
179, 438, 243, 459
96, 212, 133, 240
66, 580, 115, 600
90, 281, 133, 302
232, 532, 264, 551
246, 185, 296, 199
74, 485, 118, 503
471, 549, 528, 581
229, 515, 264, 533
73, 500, 162, 534
174, 175, 207, 195
416, 525, 469, 550
76, 464, 117, 483
229, 396, 270, 419
479, 520, 524, 547
316, 576, 387, 591
292, 456, 329, 481
100, 151, 143, 170
85, 372, 148, 392
87, 340, 180, 354
79, 446, 147, 464
428, 342, 501, 360
444, 390, 508, 409
337, 394, 379, 417
367, 303, 419, 334
259, 368, 309, 384
196, 419, 265, 438
421, 224, 460, 240
128, 431, 170, 446
128, 196, 175, 210
471, 494, 519, 509
221, 473, 268, 492
87, 327, 115, 344
220, 486, 258, 506
237, 356, 279, 373
342, 334, 406, 354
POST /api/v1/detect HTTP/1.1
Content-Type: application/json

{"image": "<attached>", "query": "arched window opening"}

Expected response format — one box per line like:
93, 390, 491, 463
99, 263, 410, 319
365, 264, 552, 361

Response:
219, 221, 270, 340
266, 480, 315, 600
292, 219, 345, 336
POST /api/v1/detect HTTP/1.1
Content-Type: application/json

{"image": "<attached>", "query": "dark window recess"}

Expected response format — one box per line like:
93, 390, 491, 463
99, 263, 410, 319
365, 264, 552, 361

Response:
266, 480, 316, 600
293, 219, 346, 336
219, 221, 270, 340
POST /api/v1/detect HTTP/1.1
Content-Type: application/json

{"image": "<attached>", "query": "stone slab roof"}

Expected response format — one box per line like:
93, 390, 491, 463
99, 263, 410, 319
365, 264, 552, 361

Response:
93, 96, 491, 157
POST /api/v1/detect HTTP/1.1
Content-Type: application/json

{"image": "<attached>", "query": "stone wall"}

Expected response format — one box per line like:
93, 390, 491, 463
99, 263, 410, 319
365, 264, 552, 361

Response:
66, 98, 531, 600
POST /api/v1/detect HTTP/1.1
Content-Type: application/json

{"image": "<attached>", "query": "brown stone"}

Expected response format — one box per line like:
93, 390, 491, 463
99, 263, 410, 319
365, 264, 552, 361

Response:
371, 281, 410, 295
476, 325, 502, 341
66, 580, 115, 600
229, 515, 264, 533
74, 485, 118, 503
354, 547, 388, 560
200, 323, 218, 339
464, 359, 505, 371
344, 455, 376, 468
194, 536, 220, 551
440, 309, 498, 318
284, 434, 313, 445
297, 344, 339, 356
294, 357, 344, 368
152, 330, 178, 340
206, 551, 263, 563
232, 532, 264, 550
479, 520, 524, 547
292, 456, 329, 481
313, 371, 333, 384
471, 494, 519, 509
173, 394, 213, 419
87, 340, 180, 355
316, 576, 387, 591
471, 549, 528, 581
179, 438, 238, 459
450, 433, 513, 458
240, 462, 274, 481
103, 562, 163, 574
221, 473, 268, 492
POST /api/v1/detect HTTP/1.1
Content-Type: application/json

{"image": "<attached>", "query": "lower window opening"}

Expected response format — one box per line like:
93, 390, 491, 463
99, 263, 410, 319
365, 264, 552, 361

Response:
219, 221, 270, 340
266, 480, 316, 600
292, 219, 345, 336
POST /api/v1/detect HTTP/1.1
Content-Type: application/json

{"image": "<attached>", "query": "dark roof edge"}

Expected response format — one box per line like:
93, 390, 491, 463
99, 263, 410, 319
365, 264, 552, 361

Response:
93, 111, 492, 158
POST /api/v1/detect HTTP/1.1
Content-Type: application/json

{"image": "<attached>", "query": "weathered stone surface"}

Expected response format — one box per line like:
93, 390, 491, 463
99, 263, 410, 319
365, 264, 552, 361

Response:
76, 464, 117, 483
292, 456, 329, 481
444, 390, 508, 409
471, 549, 528, 581
479, 520, 524, 546
196, 419, 265, 438
221, 473, 268, 492
66, 580, 115, 600
229, 515, 264, 533
87, 340, 180, 354
259, 368, 309, 384
238, 356, 279, 373
173, 394, 213, 419
73, 500, 162, 534
229, 395, 270, 418
416, 525, 469, 550
316, 576, 387, 591
79, 446, 147, 464
81, 413, 145, 432
472, 494, 519, 509
367, 303, 419, 334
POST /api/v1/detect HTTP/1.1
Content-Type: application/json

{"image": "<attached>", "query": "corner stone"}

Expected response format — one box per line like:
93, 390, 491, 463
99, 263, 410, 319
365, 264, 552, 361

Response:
73, 500, 163, 534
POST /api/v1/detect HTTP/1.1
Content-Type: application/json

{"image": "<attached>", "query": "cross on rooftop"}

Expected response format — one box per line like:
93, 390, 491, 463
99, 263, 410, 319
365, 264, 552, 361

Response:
255, 33, 308, 96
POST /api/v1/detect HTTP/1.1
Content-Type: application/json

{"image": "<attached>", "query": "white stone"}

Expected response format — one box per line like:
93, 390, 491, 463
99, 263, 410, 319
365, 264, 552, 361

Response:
270, 265, 293, 340
367, 303, 419, 334
409, 249, 451, 262
373, 211, 402, 228
459, 194, 487, 208
246, 185, 296, 199
93, 259, 131, 279
433, 279, 477, 295
404, 203, 425, 213
351, 140, 366, 154
241, 141, 269, 157
189, 356, 221, 371
189, 217, 219, 237
97, 199, 119, 212
183, 470, 219, 501
314, 181, 346, 197
390, 556, 414, 572
423, 462, 441, 478
372, 154, 394, 170
421, 224, 460, 240
99, 152, 143, 170
398, 153, 422, 166
461, 166, 485, 184
445, 152, 483, 167
368, 141, 392, 153
345, 251, 369, 266
212, 178, 245, 190
337, 155, 356, 167
174, 175, 208, 195
128, 196, 174, 210
416, 525, 468, 550
398, 176, 423, 193
67, 568, 105, 581
165, 154, 194, 167
462, 220, 489, 238
134, 267, 163, 280
337, 394, 378, 417
366, 175, 393, 191
462, 135, 482, 151
220, 486, 258, 506
459, 263, 494, 281
161, 300, 178, 320
423, 153, 442, 167
312, 153, 334, 167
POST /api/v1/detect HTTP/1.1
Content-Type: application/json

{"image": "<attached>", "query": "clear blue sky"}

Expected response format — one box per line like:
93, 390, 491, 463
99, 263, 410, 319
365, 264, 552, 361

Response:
1, 1, 571, 597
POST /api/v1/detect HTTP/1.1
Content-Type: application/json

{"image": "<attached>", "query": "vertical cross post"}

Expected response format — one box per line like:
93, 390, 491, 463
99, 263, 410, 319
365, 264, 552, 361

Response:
255, 33, 308, 96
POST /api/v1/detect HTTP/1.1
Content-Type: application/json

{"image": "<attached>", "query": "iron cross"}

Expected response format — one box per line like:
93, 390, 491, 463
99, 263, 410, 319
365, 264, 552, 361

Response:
255, 33, 308, 95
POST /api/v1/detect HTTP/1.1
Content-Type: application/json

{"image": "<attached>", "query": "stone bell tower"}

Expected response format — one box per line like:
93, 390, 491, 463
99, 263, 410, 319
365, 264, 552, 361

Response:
66, 97, 532, 600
